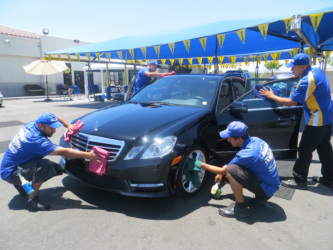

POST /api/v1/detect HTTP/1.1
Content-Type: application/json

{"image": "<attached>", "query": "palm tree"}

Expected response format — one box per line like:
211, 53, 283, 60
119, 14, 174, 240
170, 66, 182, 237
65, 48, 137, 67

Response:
264, 61, 283, 76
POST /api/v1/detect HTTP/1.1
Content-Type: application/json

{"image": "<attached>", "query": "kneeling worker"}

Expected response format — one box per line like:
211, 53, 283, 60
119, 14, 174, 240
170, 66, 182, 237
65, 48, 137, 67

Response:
186, 121, 280, 218
0, 113, 101, 211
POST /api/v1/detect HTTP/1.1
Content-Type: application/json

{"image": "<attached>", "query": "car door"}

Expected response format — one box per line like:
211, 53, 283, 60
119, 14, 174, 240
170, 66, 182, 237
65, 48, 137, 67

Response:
215, 78, 303, 159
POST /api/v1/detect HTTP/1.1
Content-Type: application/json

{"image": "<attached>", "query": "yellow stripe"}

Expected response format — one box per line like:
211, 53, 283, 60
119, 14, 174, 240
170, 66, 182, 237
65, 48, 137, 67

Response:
306, 70, 323, 126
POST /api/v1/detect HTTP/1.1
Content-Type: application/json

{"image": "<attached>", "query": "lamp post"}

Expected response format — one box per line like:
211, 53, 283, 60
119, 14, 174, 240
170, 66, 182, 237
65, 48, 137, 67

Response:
41, 28, 52, 101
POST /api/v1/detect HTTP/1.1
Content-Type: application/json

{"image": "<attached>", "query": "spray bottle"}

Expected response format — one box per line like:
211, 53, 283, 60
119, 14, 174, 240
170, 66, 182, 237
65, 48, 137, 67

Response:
18, 173, 34, 195
211, 183, 222, 199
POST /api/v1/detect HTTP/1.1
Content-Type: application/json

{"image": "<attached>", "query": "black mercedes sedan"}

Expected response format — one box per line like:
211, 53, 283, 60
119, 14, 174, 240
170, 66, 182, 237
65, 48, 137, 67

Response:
59, 74, 302, 197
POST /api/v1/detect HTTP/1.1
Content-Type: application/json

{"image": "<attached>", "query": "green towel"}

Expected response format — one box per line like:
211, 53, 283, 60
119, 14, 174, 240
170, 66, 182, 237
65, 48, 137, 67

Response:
184, 158, 202, 188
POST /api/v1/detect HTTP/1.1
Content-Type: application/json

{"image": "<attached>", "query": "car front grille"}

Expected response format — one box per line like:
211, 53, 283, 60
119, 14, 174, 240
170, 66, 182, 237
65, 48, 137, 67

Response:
70, 132, 125, 162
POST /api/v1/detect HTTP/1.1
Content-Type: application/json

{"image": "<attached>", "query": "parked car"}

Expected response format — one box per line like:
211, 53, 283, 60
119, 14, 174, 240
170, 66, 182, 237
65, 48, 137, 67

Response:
225, 69, 253, 79
59, 74, 303, 197
0, 91, 3, 107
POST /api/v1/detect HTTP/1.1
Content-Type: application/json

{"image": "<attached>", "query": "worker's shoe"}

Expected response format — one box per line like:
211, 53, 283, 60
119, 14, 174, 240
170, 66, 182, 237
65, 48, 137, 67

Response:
313, 176, 333, 189
218, 202, 250, 218
26, 197, 50, 211
281, 178, 307, 190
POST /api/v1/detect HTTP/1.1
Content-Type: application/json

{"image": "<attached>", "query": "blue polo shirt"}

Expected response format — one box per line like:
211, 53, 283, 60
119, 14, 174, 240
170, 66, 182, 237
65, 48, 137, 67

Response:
133, 67, 151, 94
227, 136, 280, 197
290, 66, 333, 126
1, 121, 59, 181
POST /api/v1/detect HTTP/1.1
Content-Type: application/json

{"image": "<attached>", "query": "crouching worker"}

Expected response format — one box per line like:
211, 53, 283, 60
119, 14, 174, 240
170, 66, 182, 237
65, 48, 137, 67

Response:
185, 121, 280, 218
0, 113, 101, 211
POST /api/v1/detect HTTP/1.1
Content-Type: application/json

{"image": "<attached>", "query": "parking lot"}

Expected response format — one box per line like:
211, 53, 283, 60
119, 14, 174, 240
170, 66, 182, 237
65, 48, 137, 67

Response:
0, 96, 332, 250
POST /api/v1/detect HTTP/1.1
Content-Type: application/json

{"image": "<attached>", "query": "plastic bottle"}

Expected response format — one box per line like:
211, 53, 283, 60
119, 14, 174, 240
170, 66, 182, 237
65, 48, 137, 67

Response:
211, 183, 222, 199
18, 173, 34, 195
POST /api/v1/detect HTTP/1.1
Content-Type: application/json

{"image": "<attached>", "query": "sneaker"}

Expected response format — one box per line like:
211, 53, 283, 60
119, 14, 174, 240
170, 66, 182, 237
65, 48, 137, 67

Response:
26, 197, 50, 211
218, 202, 250, 218
281, 178, 307, 190
312, 176, 333, 188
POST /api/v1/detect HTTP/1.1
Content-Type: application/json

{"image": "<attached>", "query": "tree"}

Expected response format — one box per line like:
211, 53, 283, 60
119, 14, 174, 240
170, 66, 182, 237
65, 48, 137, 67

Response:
264, 61, 283, 76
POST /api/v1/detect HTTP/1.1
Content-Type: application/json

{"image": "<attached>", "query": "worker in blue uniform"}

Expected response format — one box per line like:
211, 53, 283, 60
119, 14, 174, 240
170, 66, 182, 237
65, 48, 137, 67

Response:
260, 53, 333, 190
186, 121, 280, 218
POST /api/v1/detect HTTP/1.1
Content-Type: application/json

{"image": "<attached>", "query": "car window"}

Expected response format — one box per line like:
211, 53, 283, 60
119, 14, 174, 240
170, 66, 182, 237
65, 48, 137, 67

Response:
216, 80, 233, 112
232, 80, 245, 97
130, 76, 219, 107
238, 79, 299, 109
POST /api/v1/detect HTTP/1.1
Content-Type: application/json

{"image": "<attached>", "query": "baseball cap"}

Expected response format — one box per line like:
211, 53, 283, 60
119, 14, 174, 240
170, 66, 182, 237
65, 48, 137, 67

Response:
148, 60, 158, 65
286, 53, 309, 68
36, 113, 63, 128
219, 121, 248, 139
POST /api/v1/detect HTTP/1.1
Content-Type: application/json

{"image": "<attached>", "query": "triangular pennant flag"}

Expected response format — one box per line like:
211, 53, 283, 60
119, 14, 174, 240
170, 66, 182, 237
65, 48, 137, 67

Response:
244, 57, 249, 64
161, 59, 166, 65
216, 34, 225, 49
128, 49, 134, 59
304, 48, 310, 55
325, 51, 332, 58
250, 55, 256, 62
106, 53, 111, 61
57, 54, 62, 61
195, 65, 199, 70
47, 54, 52, 61
117, 51, 122, 60
229, 56, 237, 64
183, 40, 191, 53
208, 65, 212, 70
178, 59, 183, 67
201, 65, 205, 70
141, 47, 146, 58
263, 54, 268, 61
285, 60, 289, 64
154, 46, 160, 58
76, 53, 80, 62
138, 60, 142, 65
218, 56, 224, 64
198, 57, 203, 65
277, 52, 282, 61
290, 48, 299, 58
284, 18, 293, 34
169, 59, 174, 66
246, 62, 250, 66
95, 52, 100, 61
199, 37, 207, 51
145, 59, 149, 64
208, 57, 214, 64
257, 56, 262, 64
310, 13, 323, 32
168, 42, 175, 55
236, 29, 246, 44
258, 23, 269, 40
188, 58, 193, 65
66, 54, 71, 61
238, 62, 242, 67
270, 53, 277, 61
188, 65, 192, 70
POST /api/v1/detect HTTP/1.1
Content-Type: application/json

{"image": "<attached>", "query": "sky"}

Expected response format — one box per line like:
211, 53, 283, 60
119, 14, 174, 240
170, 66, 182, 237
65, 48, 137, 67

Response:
0, 0, 332, 43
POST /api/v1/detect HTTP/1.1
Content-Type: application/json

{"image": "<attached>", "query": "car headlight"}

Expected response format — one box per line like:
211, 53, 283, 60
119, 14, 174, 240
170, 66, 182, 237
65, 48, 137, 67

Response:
141, 136, 177, 159
124, 146, 144, 160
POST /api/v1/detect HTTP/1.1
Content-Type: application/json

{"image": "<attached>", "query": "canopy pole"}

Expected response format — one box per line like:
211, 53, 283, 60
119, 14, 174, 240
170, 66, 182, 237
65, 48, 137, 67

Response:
134, 50, 137, 79
214, 36, 218, 74
255, 60, 259, 78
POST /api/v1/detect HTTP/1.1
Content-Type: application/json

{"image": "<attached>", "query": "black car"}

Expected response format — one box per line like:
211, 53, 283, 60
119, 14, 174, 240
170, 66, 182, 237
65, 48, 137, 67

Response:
59, 74, 302, 197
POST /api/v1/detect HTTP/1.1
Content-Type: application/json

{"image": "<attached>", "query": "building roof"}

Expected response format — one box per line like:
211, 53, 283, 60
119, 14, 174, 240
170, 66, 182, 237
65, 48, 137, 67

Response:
0, 25, 41, 39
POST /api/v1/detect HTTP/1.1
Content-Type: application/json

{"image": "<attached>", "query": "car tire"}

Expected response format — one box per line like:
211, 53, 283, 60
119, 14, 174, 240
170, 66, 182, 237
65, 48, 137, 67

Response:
175, 144, 207, 197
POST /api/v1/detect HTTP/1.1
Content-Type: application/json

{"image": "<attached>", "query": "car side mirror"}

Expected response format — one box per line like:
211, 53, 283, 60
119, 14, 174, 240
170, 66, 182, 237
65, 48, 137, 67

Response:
228, 101, 248, 113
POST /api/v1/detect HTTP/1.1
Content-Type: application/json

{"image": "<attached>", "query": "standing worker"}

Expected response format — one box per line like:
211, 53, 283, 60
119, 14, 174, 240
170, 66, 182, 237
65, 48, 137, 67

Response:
132, 60, 175, 95
185, 121, 280, 218
1, 113, 101, 211
260, 53, 333, 189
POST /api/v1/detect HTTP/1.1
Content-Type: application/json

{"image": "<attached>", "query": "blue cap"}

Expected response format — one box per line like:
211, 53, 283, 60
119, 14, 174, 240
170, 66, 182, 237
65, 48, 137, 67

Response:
286, 53, 309, 68
36, 113, 63, 128
220, 121, 248, 138
148, 60, 158, 65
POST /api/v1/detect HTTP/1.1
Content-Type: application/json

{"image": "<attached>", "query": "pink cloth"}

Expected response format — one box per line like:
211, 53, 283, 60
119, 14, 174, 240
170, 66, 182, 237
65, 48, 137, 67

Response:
89, 146, 110, 176
65, 120, 84, 142
160, 71, 176, 78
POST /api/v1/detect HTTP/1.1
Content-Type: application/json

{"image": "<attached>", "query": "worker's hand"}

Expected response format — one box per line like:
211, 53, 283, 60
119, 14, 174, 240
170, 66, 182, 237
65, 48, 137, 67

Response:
160, 71, 176, 78
215, 174, 222, 184
87, 150, 102, 164
259, 87, 275, 99
67, 124, 74, 133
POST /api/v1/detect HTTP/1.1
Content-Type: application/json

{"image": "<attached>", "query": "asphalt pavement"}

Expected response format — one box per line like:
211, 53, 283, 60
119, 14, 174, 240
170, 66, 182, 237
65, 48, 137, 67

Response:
0, 96, 332, 250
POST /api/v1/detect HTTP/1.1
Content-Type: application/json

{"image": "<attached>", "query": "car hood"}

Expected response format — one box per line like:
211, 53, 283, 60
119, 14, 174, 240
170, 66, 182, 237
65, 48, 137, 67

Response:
76, 103, 210, 141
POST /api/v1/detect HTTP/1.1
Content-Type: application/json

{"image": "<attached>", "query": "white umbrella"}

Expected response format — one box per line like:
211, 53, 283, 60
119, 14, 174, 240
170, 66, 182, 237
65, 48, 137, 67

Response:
23, 60, 68, 101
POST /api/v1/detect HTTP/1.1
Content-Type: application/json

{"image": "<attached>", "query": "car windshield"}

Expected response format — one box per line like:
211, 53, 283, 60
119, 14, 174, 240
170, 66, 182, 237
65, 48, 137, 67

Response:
129, 76, 219, 107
